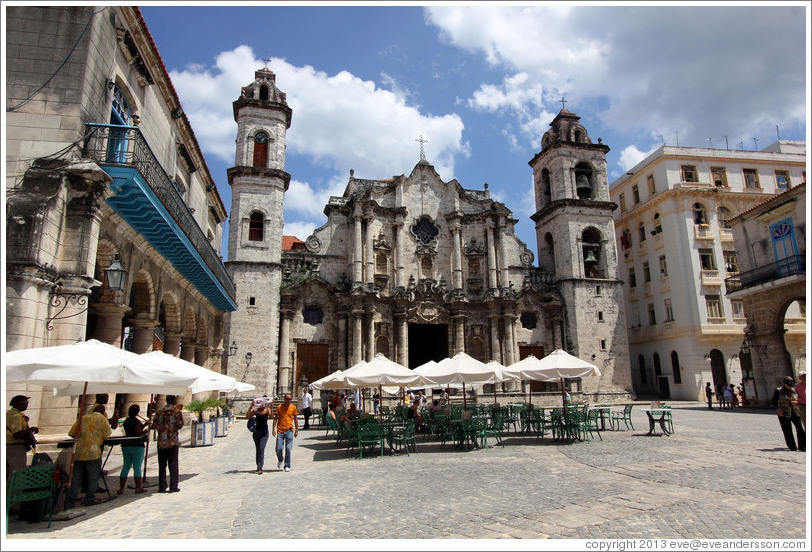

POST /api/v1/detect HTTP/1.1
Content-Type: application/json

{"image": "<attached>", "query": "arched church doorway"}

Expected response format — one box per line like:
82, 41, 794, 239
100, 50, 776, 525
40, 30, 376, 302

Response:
709, 349, 727, 396
408, 324, 448, 369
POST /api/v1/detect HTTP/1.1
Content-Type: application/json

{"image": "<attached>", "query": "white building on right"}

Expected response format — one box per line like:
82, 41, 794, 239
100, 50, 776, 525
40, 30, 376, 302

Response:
609, 141, 806, 402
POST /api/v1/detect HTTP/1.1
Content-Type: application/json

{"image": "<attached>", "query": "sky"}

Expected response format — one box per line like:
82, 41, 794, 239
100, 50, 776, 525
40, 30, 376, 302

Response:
139, 3, 809, 262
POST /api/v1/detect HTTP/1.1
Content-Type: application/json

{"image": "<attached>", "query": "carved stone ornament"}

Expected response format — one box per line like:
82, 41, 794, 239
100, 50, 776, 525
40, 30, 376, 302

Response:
520, 248, 535, 267
464, 237, 486, 256
305, 235, 321, 253
373, 231, 391, 250
416, 301, 440, 323
303, 305, 324, 325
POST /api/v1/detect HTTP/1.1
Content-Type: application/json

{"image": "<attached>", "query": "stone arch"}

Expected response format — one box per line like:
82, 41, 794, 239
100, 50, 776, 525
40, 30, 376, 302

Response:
541, 232, 556, 274
249, 210, 265, 241
129, 269, 156, 319
581, 226, 604, 278
158, 291, 182, 333
574, 161, 595, 200
182, 306, 197, 343
375, 335, 390, 358
259, 84, 269, 101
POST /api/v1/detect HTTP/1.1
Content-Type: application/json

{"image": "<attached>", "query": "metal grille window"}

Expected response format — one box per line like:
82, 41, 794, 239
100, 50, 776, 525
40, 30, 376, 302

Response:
248, 212, 264, 241
681, 165, 698, 183
648, 303, 657, 325
628, 268, 637, 288
664, 299, 674, 322
647, 174, 656, 196
658, 255, 668, 278
723, 251, 739, 274
775, 170, 790, 190
699, 248, 716, 270
743, 168, 760, 188
693, 203, 708, 225
411, 217, 439, 244
711, 167, 728, 187
638, 221, 647, 242
643, 261, 651, 283
632, 184, 640, 205
619, 193, 626, 212
731, 300, 745, 320
718, 207, 732, 229
705, 295, 723, 319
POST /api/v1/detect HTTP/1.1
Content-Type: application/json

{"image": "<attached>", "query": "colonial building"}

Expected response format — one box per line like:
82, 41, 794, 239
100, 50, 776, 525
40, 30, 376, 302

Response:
224, 73, 633, 404
5, 6, 235, 435
609, 142, 806, 402
726, 182, 806, 406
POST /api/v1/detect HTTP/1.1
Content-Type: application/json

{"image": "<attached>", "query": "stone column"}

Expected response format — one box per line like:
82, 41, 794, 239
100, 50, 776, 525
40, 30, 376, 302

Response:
352, 212, 363, 285
352, 310, 364, 366
393, 220, 404, 288
180, 340, 196, 363
130, 316, 156, 354
209, 348, 223, 374
365, 215, 374, 287
194, 345, 210, 367
453, 314, 466, 355
163, 331, 182, 356
486, 225, 498, 289
279, 309, 293, 393
366, 311, 376, 361
451, 222, 463, 290
498, 219, 510, 287
91, 303, 129, 346
395, 312, 408, 367
489, 313, 502, 364
337, 313, 347, 371
503, 313, 518, 392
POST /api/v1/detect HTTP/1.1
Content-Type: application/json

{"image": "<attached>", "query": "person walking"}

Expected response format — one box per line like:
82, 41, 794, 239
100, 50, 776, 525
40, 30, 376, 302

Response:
66, 404, 112, 508
153, 395, 184, 493
320, 390, 330, 420
301, 387, 313, 429
118, 404, 150, 495
6, 395, 38, 484
705, 382, 714, 410
372, 390, 381, 414
796, 371, 806, 430
723, 384, 733, 410
771, 376, 805, 452
273, 393, 299, 471
246, 400, 272, 474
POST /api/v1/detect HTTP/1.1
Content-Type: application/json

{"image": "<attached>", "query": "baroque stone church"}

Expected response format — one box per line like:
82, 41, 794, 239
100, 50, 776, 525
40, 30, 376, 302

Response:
223, 67, 633, 404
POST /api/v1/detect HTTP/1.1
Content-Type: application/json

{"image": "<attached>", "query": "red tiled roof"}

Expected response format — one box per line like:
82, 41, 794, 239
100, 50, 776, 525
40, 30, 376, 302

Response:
282, 235, 306, 251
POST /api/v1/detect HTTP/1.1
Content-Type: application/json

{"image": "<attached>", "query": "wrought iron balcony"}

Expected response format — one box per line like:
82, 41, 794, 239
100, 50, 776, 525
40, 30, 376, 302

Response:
725, 254, 805, 294
82, 123, 236, 311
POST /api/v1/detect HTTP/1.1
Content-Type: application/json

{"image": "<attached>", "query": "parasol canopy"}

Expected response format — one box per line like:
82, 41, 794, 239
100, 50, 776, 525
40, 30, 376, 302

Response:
142, 350, 239, 394
504, 349, 601, 381
4, 339, 198, 396
324, 354, 425, 389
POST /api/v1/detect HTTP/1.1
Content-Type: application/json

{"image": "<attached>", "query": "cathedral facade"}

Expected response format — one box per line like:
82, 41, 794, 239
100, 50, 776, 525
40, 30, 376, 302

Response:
224, 70, 633, 404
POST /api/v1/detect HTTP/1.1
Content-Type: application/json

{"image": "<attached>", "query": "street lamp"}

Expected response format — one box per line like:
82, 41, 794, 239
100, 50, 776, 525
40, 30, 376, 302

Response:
245, 352, 252, 367
228, 341, 238, 357
104, 254, 127, 291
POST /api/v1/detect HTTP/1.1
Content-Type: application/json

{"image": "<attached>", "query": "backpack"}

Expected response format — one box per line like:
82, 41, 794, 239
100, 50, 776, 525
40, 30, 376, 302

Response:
247, 417, 256, 432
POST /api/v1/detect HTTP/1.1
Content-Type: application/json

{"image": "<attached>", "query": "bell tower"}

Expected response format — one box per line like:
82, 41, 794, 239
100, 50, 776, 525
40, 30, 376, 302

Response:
529, 106, 632, 396
224, 66, 292, 398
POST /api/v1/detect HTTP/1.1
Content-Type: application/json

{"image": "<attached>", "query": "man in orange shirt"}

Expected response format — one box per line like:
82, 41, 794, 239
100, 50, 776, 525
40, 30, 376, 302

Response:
272, 393, 299, 471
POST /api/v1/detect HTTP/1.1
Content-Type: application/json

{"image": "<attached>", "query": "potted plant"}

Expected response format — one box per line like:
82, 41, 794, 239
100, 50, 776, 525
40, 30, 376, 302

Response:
187, 397, 222, 447
213, 398, 229, 438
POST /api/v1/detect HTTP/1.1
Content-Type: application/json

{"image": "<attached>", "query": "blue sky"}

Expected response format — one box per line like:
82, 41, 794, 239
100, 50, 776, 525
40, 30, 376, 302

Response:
140, 3, 809, 262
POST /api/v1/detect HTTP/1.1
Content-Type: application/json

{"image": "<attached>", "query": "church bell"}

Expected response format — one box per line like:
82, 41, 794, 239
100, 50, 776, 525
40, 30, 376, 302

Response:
584, 249, 598, 265
576, 174, 592, 198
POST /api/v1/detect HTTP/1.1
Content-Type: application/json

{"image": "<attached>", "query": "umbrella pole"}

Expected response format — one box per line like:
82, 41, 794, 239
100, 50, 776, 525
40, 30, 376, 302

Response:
141, 394, 156, 487
63, 381, 88, 510
493, 380, 497, 405
463, 382, 467, 411
527, 380, 531, 407
378, 385, 383, 421
561, 377, 568, 428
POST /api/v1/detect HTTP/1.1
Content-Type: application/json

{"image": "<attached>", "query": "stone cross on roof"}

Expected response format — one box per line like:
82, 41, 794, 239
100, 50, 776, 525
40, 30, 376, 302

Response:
260, 58, 272, 69
560, 97, 567, 110
416, 134, 428, 161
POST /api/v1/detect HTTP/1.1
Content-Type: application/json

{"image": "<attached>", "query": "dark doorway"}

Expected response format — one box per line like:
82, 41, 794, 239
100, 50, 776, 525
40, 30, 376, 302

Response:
709, 348, 727, 395
297, 343, 329, 395
408, 324, 448, 369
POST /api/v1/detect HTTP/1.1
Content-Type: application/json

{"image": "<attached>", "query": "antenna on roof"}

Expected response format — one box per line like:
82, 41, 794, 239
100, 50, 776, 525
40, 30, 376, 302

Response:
776, 125, 781, 140
724, 135, 729, 150
674, 131, 680, 147
657, 134, 665, 145
706, 137, 713, 148
753, 137, 759, 150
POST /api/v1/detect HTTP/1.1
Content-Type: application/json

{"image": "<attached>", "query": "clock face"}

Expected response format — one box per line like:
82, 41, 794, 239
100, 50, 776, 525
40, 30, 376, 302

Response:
255, 132, 268, 144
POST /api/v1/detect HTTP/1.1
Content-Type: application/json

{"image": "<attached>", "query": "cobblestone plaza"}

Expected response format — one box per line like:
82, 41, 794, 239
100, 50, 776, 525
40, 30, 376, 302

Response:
4, 403, 808, 547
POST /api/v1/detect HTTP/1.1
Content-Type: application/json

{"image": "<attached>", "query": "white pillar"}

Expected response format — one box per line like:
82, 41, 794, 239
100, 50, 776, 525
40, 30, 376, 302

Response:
486, 225, 498, 289
451, 223, 463, 290
353, 213, 363, 284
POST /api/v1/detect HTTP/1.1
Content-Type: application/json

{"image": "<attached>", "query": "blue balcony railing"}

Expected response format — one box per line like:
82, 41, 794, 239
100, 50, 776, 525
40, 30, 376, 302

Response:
725, 254, 805, 294
82, 123, 236, 310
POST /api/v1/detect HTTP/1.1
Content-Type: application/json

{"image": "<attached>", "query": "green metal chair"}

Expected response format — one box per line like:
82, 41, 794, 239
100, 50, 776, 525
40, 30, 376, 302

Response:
355, 423, 385, 459
390, 421, 418, 455
611, 404, 634, 430
584, 408, 603, 441
6, 464, 58, 529
484, 409, 505, 447
460, 417, 487, 450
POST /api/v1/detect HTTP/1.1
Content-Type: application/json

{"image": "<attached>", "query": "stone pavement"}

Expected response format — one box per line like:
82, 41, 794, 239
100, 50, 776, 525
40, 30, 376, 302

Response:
4, 403, 808, 543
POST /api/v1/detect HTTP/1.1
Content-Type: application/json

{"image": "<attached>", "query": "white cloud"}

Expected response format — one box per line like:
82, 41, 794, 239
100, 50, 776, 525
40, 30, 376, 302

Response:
282, 220, 317, 241
426, 5, 807, 150
170, 46, 468, 181
618, 144, 660, 173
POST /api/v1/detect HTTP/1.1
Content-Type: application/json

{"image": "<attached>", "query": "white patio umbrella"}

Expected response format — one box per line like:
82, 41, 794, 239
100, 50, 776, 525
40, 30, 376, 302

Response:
234, 381, 256, 393
310, 369, 345, 391
505, 349, 601, 409
420, 352, 519, 409
4, 339, 200, 506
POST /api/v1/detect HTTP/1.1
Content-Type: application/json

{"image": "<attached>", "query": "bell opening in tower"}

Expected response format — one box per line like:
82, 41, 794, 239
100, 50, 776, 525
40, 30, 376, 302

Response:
408, 323, 448, 369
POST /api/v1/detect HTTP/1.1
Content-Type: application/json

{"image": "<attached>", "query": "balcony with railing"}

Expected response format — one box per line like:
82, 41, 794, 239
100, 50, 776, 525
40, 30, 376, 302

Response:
82, 123, 236, 311
725, 254, 806, 294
